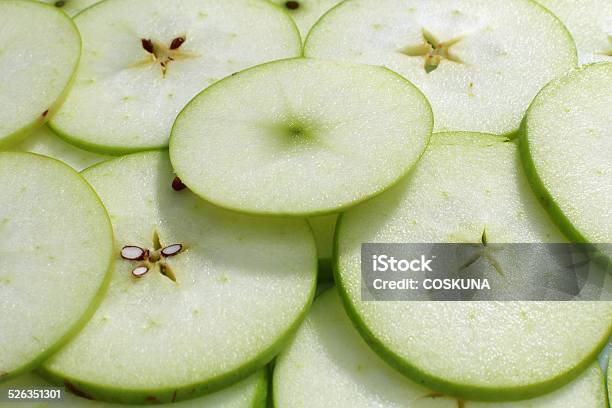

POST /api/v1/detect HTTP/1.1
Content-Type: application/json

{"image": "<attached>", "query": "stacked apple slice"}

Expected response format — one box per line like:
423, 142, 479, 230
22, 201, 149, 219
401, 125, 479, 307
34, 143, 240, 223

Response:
0, 0, 80, 147
274, 289, 608, 407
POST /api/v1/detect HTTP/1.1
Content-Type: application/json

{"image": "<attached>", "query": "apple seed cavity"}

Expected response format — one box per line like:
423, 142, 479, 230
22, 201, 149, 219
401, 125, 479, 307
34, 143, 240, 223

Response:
54, 1, 66, 8
399, 29, 464, 73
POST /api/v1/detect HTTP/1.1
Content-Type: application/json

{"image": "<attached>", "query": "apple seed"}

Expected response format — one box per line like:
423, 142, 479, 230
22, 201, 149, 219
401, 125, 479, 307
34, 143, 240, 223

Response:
161, 244, 182, 257
172, 176, 186, 191
285, 1, 300, 10
170, 37, 186, 50
121, 245, 146, 260
132, 266, 149, 278
141, 38, 155, 54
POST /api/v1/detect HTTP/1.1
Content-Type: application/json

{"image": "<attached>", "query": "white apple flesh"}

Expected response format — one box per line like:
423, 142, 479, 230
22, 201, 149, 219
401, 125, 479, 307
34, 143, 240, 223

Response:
304, 0, 577, 135
0, 0, 80, 147
26, 0, 101, 17
48, 0, 302, 154
335, 132, 612, 400
40, 151, 317, 404
0, 152, 113, 382
274, 289, 608, 407
270, 0, 342, 40
12, 125, 110, 172
170, 58, 432, 216
536, 0, 612, 64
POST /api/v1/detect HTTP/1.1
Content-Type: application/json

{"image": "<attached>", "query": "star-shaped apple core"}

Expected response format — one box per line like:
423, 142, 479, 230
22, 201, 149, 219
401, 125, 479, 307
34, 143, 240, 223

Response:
133, 36, 197, 76
399, 29, 464, 73
120, 231, 184, 281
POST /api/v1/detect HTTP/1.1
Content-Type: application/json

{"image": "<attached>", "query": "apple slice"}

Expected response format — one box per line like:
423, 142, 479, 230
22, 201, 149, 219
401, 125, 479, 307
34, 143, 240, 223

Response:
0, 152, 113, 382
334, 132, 612, 400
29, 0, 101, 17
48, 0, 301, 154
12, 126, 110, 172
308, 214, 338, 281
520, 63, 612, 260
2, 369, 267, 407
304, 0, 577, 136
536, 0, 612, 64
40, 151, 316, 404
270, 0, 342, 40
274, 289, 608, 407
170, 58, 432, 216
0, 0, 80, 147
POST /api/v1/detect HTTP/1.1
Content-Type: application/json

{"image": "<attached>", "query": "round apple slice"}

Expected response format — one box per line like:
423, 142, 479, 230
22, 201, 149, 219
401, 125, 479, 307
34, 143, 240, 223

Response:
308, 214, 338, 281
0, 0, 80, 147
48, 0, 301, 154
304, 0, 577, 135
521, 63, 612, 260
0, 152, 113, 382
29, 0, 101, 17
12, 126, 110, 172
270, 0, 342, 40
335, 132, 612, 400
3, 369, 267, 407
170, 58, 432, 216
40, 151, 316, 404
536, 0, 612, 64
274, 289, 608, 407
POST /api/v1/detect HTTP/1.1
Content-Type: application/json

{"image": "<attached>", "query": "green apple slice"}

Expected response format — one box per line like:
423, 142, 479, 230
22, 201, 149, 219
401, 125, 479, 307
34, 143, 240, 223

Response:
335, 132, 612, 400
0, 152, 113, 382
536, 0, 612, 64
274, 289, 608, 407
27, 0, 101, 17
270, 0, 342, 40
521, 63, 612, 259
11, 126, 110, 172
170, 58, 432, 216
48, 0, 301, 154
0, 0, 80, 147
308, 214, 338, 281
304, 0, 577, 136
0, 370, 267, 407
40, 151, 316, 404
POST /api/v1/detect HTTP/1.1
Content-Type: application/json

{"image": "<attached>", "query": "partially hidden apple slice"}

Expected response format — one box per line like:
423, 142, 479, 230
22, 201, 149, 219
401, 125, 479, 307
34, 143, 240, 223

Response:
308, 214, 338, 281
170, 58, 432, 216
335, 132, 612, 400
40, 151, 316, 404
304, 0, 577, 136
12, 126, 110, 172
29, 0, 101, 17
2, 369, 267, 407
0, 0, 80, 147
521, 63, 612, 260
0, 152, 113, 382
274, 289, 608, 407
536, 0, 612, 64
270, 0, 342, 40
48, 0, 301, 154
